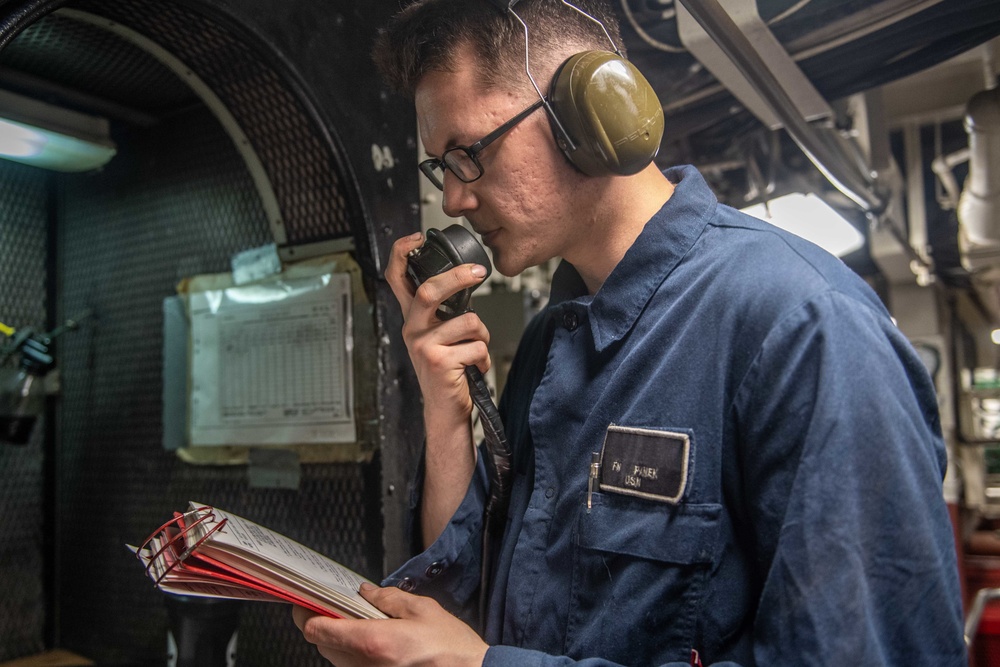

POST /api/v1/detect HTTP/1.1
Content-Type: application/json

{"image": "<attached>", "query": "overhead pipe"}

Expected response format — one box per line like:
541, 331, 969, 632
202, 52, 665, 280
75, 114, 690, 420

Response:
931, 147, 970, 211
674, 0, 886, 215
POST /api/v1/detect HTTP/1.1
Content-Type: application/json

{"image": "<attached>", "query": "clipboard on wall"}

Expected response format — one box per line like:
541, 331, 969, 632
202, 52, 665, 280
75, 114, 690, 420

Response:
162, 253, 375, 465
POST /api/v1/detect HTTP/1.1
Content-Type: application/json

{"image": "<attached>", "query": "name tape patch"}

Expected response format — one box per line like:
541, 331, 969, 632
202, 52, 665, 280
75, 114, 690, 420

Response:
599, 425, 690, 504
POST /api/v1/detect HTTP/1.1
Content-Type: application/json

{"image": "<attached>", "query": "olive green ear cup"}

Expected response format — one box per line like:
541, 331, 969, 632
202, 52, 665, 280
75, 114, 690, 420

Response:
549, 50, 664, 176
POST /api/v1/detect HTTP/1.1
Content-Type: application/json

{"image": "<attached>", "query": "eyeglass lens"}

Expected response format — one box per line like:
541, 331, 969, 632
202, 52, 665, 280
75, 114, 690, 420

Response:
443, 149, 480, 182
422, 149, 480, 190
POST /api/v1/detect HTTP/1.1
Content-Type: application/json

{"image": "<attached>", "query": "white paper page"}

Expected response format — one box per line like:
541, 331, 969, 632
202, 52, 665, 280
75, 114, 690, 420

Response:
188, 272, 356, 445
187, 503, 387, 619
132, 542, 356, 617
157, 581, 284, 602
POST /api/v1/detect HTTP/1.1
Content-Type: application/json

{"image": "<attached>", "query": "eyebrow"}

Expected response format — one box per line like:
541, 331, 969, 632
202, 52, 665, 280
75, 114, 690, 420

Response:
435, 132, 465, 156
420, 132, 456, 160
422, 136, 457, 160
432, 119, 491, 157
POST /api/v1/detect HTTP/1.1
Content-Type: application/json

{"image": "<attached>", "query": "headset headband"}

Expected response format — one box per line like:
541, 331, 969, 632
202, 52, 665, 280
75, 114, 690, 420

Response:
484, 0, 664, 177
498, 1, 622, 153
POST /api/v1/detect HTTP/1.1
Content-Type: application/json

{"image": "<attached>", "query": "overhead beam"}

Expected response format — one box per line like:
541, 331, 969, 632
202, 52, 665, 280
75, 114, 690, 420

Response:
674, 0, 886, 215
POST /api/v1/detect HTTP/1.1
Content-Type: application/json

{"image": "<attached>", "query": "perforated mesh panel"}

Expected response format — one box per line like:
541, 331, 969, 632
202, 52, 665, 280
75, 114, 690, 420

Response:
0, 3, 385, 663
75, 0, 355, 247
0, 162, 50, 662
0, 12, 195, 113
55, 105, 378, 666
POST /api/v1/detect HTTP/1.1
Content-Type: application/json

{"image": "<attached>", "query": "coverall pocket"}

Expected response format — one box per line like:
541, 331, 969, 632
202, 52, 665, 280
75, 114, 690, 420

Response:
564, 495, 722, 664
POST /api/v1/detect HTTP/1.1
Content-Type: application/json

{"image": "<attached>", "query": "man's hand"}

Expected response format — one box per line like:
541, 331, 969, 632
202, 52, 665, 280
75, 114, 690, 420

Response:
293, 583, 489, 667
384, 232, 490, 545
385, 231, 492, 422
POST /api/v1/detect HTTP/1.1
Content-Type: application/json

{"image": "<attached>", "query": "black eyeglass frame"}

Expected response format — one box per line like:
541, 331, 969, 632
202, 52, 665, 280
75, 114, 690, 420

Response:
419, 98, 545, 191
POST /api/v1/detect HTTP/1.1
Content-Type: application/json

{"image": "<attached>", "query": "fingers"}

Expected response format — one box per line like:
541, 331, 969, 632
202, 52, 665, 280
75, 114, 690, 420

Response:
386, 232, 489, 324
408, 264, 487, 324
385, 232, 492, 424
293, 606, 360, 665
301, 618, 367, 660
403, 309, 490, 354
403, 313, 491, 375
296, 612, 406, 667
293, 608, 369, 655
386, 232, 426, 312
292, 604, 314, 633
359, 583, 437, 620
293, 593, 489, 667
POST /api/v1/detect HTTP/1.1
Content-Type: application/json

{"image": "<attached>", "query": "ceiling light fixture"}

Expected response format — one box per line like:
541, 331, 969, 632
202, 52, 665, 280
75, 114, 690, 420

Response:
0, 89, 116, 172
741, 192, 865, 258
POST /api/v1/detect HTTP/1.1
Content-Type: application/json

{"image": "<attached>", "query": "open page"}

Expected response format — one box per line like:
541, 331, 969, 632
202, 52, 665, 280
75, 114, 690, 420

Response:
130, 503, 387, 619
184, 502, 386, 619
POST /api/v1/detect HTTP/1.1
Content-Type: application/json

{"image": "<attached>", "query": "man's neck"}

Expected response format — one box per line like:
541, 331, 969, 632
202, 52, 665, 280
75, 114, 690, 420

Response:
567, 165, 675, 294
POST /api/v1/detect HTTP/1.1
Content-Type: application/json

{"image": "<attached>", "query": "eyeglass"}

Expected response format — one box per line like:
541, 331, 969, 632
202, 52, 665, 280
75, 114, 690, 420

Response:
419, 98, 545, 191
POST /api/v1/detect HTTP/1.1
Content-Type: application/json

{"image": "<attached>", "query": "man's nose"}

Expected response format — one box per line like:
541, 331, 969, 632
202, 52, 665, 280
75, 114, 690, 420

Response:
441, 174, 477, 219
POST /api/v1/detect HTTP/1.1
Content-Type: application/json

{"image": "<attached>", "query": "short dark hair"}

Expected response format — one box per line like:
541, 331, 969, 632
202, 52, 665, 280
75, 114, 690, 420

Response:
372, 0, 625, 98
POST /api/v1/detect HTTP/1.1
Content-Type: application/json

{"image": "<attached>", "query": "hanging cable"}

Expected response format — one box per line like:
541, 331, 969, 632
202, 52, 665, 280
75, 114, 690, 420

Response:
619, 0, 686, 53
769, 0, 814, 26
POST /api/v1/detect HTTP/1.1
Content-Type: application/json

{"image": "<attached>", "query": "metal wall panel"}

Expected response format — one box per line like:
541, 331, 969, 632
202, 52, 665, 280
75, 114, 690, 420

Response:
76, 0, 356, 249
55, 106, 379, 666
0, 0, 423, 662
0, 161, 50, 661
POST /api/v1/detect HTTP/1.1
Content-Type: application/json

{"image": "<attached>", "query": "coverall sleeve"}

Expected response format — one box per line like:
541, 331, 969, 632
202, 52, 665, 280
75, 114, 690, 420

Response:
381, 444, 490, 624
483, 647, 740, 667
382, 309, 554, 629
730, 290, 965, 665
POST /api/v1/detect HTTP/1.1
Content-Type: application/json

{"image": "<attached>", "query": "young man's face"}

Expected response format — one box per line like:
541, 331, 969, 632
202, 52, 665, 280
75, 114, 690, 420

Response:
414, 45, 590, 277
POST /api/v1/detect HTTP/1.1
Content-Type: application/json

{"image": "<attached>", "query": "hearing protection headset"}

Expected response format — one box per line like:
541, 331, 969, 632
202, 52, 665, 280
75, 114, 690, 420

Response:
487, 0, 664, 177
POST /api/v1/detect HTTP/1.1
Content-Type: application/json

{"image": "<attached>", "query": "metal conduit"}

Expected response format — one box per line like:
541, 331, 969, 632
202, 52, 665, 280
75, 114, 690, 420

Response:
965, 587, 1000, 647
674, 0, 886, 214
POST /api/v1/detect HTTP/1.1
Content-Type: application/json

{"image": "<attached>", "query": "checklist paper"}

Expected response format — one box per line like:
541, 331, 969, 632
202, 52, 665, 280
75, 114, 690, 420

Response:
187, 272, 355, 446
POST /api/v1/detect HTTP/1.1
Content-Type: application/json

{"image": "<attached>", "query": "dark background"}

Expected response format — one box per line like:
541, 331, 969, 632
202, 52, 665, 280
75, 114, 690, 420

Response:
0, 0, 422, 664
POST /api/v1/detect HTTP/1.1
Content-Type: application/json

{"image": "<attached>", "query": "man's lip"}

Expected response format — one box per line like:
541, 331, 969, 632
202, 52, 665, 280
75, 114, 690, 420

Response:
477, 228, 499, 244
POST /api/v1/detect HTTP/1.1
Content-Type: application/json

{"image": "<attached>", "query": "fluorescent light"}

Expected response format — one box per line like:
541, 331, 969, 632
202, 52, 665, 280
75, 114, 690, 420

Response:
741, 192, 864, 257
991, 329, 1000, 345
0, 119, 46, 157
0, 89, 116, 172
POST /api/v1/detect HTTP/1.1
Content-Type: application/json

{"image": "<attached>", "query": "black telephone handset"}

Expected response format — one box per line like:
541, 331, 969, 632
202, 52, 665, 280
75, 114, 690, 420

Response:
405, 225, 493, 319
405, 225, 509, 628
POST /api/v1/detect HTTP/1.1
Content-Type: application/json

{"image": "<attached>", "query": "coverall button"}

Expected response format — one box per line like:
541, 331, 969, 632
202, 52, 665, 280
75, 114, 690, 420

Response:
397, 577, 415, 591
562, 311, 579, 331
545, 487, 555, 499
425, 562, 444, 577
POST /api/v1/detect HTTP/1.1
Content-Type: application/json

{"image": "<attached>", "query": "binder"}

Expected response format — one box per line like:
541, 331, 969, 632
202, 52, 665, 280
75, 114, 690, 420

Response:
130, 502, 386, 620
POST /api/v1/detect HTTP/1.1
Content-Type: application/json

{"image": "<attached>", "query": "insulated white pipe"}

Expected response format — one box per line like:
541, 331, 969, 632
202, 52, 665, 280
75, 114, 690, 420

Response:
959, 87, 1000, 249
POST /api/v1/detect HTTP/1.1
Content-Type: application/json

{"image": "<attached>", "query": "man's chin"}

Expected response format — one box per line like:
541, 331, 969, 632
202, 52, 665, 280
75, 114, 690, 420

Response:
493, 259, 532, 279
490, 252, 516, 277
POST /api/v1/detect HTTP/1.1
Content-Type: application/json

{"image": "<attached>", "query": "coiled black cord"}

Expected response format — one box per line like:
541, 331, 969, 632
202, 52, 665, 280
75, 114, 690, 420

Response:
464, 365, 511, 633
